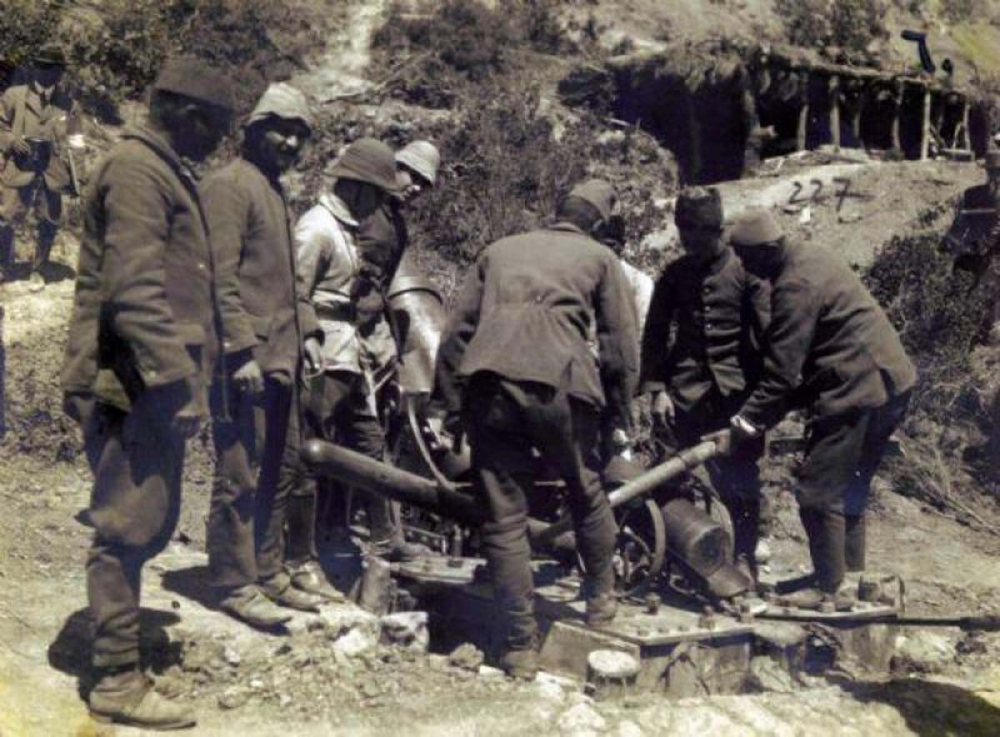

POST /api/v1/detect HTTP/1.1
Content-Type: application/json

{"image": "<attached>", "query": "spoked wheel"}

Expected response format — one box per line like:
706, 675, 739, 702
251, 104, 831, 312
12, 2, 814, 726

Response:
612, 498, 667, 596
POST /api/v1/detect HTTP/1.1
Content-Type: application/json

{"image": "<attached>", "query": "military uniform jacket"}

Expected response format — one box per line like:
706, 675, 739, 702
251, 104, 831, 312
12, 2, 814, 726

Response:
739, 240, 917, 429
640, 247, 770, 413
295, 193, 398, 391
0, 83, 72, 190
435, 222, 639, 428
61, 125, 221, 416
201, 157, 318, 379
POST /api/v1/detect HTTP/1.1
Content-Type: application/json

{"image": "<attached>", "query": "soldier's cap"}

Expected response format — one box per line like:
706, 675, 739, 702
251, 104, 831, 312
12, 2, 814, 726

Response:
152, 56, 236, 113
328, 137, 401, 194
396, 140, 441, 186
675, 186, 723, 231
34, 42, 66, 67
985, 151, 1000, 171
730, 209, 783, 247
567, 178, 617, 221
244, 82, 312, 132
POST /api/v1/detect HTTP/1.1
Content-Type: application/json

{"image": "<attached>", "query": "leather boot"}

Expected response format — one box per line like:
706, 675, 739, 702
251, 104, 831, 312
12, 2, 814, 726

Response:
500, 647, 539, 681
289, 559, 346, 603
811, 509, 847, 594
585, 592, 618, 627
218, 585, 292, 628
89, 667, 196, 730
261, 572, 322, 613
845, 513, 866, 572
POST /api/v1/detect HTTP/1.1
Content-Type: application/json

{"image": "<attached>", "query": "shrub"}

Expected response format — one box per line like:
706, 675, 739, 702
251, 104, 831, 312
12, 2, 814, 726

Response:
865, 231, 993, 418
776, 0, 888, 53
0, 0, 62, 86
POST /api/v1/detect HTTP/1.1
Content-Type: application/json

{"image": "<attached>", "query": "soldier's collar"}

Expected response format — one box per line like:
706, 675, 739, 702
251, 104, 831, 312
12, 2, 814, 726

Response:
549, 221, 586, 235
318, 192, 359, 228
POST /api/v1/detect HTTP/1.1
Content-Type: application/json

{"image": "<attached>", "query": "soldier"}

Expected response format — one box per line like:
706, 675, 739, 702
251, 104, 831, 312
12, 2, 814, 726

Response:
278, 137, 419, 591
60, 57, 235, 729
711, 211, 916, 608
640, 187, 771, 582
201, 82, 331, 628
0, 43, 76, 290
395, 139, 440, 205
434, 181, 639, 680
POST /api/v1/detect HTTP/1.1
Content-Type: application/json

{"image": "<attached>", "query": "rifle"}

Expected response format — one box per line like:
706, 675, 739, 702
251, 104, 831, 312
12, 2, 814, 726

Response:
762, 611, 1000, 631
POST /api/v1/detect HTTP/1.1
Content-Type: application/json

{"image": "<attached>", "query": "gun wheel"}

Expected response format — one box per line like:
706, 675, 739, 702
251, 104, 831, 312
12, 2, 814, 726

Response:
613, 498, 667, 596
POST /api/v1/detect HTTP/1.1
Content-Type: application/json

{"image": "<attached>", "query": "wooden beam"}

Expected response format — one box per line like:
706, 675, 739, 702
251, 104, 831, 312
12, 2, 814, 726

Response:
920, 86, 932, 160
829, 74, 841, 150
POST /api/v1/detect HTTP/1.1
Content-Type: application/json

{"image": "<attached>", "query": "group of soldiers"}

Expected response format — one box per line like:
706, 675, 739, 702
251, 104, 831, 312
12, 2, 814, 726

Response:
52, 52, 917, 730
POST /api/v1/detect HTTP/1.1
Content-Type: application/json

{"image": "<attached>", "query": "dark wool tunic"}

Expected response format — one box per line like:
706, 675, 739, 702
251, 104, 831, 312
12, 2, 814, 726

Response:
640, 247, 770, 413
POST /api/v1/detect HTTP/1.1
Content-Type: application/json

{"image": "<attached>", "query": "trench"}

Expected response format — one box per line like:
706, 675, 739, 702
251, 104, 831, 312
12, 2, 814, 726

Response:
568, 50, 992, 186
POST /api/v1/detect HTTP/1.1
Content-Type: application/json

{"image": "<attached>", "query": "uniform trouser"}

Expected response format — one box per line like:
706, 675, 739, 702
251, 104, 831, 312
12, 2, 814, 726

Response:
250, 380, 307, 582
658, 390, 767, 565
796, 390, 912, 592
294, 370, 399, 547
207, 375, 294, 590
0, 180, 61, 270
467, 373, 618, 649
84, 397, 185, 668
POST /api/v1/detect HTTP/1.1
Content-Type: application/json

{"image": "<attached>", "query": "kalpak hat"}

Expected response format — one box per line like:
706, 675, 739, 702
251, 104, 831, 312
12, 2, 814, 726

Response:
153, 56, 236, 113
730, 209, 783, 247
675, 186, 724, 231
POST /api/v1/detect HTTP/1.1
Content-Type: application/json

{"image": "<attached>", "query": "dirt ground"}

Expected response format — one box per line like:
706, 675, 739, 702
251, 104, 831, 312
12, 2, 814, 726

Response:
4, 1, 1000, 733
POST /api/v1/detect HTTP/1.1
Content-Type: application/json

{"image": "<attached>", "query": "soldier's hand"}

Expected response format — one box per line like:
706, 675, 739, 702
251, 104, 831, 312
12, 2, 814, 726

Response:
303, 337, 323, 375
232, 357, 264, 395
171, 397, 202, 439
650, 390, 675, 427
9, 137, 30, 157
702, 428, 734, 456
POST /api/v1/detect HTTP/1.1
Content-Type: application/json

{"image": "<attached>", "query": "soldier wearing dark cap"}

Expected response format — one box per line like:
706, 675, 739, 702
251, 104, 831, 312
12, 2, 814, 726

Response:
276, 137, 420, 592
61, 57, 235, 730
713, 210, 916, 609
641, 187, 771, 581
0, 42, 75, 289
433, 181, 639, 680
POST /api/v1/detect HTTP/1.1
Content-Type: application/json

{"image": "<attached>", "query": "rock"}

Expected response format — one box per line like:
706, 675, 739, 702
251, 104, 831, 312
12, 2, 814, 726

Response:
218, 687, 250, 710
223, 645, 241, 667
478, 664, 504, 678
747, 655, 798, 693
448, 643, 485, 672
893, 631, 957, 674
333, 627, 378, 658
558, 702, 607, 734
381, 611, 429, 653
616, 722, 643, 737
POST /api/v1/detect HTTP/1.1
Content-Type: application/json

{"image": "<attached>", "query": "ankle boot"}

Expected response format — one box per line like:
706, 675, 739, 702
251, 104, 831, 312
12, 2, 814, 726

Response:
89, 666, 196, 730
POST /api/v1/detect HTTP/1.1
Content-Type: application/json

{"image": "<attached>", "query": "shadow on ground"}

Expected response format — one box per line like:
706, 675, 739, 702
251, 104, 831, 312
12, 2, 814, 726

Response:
48, 607, 182, 700
837, 676, 1000, 736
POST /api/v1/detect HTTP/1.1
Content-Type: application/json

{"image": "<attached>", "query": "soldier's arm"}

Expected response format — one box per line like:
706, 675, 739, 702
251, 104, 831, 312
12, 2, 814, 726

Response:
596, 255, 640, 430
639, 264, 677, 394
433, 255, 486, 415
0, 89, 15, 152
201, 172, 257, 357
101, 156, 197, 392
738, 275, 818, 429
293, 208, 333, 339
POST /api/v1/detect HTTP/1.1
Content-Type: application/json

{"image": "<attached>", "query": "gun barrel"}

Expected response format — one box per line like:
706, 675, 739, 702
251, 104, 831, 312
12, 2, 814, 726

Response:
301, 439, 486, 524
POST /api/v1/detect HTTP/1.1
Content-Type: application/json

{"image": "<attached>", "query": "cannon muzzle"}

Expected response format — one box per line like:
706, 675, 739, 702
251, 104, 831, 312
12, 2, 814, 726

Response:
300, 439, 486, 525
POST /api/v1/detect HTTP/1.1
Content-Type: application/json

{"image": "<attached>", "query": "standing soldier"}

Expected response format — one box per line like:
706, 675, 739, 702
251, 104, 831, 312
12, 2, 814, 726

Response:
277, 137, 418, 594
0, 43, 76, 289
60, 58, 235, 730
714, 211, 916, 608
434, 181, 639, 680
201, 82, 330, 627
641, 187, 771, 581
